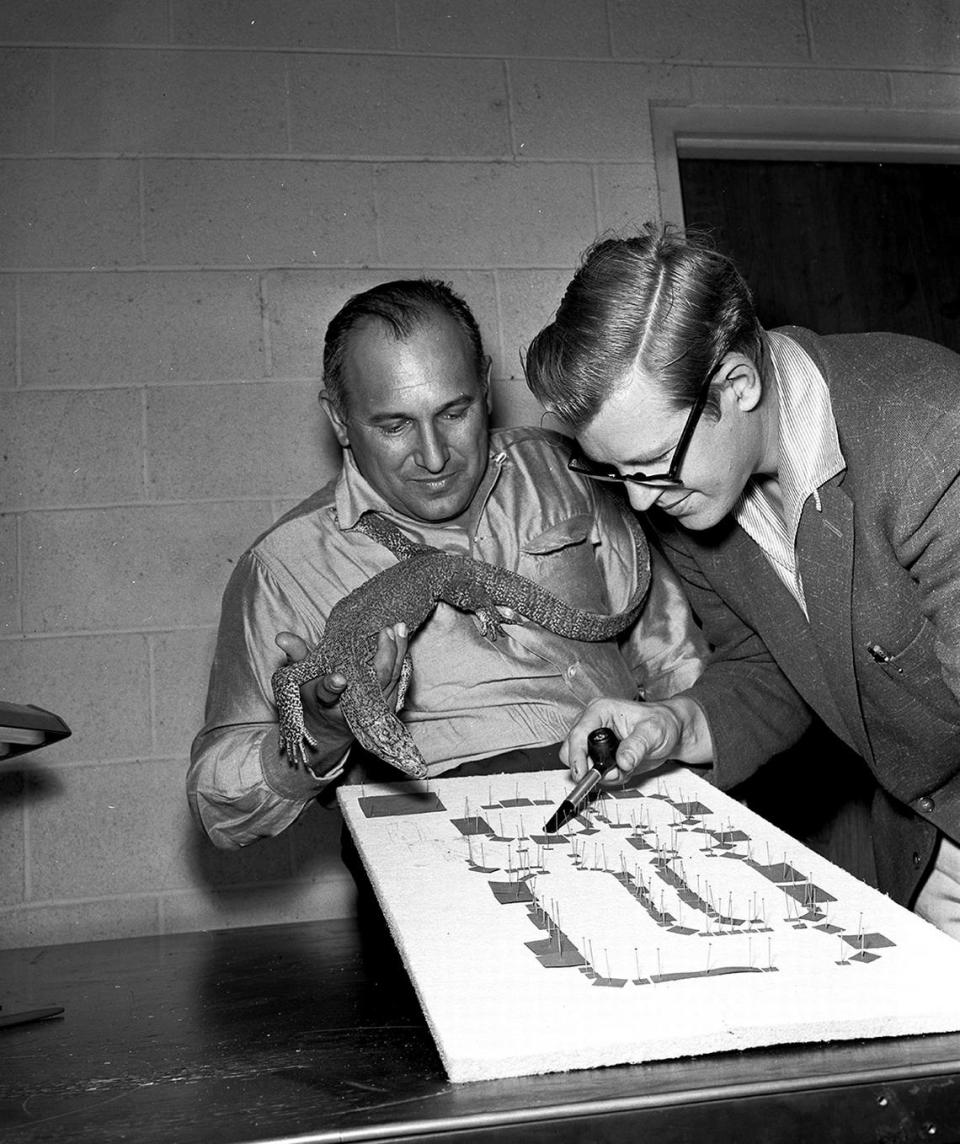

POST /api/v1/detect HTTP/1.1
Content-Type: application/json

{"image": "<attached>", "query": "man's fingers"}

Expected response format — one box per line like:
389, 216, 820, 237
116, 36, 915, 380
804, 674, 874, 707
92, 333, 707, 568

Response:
617, 715, 677, 778
275, 630, 311, 663
274, 631, 349, 713
310, 672, 348, 707
372, 623, 409, 695
563, 698, 681, 784
391, 621, 409, 668
278, 623, 410, 714
564, 710, 613, 780
612, 733, 650, 779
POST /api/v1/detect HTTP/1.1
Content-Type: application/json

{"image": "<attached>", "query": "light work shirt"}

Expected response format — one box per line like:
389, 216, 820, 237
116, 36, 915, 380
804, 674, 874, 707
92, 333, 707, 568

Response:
188, 427, 707, 848
732, 331, 846, 614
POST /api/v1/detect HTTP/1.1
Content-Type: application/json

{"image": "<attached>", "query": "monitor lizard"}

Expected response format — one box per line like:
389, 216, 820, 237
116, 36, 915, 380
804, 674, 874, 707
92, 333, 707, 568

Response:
271, 509, 650, 779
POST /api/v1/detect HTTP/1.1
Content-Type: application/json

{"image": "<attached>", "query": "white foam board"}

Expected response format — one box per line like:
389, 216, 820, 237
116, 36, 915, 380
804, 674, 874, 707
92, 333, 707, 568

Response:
338, 764, 960, 1082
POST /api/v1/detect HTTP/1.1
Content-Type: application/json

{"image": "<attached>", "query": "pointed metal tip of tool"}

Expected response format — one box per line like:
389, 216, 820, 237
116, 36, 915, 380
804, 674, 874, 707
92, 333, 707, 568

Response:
543, 801, 573, 835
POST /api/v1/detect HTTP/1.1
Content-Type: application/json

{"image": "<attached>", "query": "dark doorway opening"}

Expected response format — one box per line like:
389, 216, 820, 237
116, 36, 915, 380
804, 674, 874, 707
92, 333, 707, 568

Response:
679, 157, 960, 351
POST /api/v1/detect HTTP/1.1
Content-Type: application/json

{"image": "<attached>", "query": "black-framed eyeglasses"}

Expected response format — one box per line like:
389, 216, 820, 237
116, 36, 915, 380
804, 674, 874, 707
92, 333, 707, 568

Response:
568, 368, 715, 489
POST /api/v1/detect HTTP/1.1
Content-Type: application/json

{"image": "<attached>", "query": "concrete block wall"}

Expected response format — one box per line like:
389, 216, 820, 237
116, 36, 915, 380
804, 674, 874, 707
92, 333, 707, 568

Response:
1, 0, 958, 949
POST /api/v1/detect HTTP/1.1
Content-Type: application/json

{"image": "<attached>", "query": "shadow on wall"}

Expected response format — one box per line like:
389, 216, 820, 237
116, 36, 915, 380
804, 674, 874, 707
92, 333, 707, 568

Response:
0, 764, 65, 882
0, 764, 62, 923
0, 764, 64, 810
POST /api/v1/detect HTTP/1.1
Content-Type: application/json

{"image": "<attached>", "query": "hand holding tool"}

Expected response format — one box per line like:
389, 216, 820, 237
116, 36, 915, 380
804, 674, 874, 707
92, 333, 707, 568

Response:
542, 727, 620, 833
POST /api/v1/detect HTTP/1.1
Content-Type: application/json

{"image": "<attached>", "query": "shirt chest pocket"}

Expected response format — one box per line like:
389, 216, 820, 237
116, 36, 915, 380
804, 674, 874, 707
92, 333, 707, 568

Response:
518, 513, 608, 613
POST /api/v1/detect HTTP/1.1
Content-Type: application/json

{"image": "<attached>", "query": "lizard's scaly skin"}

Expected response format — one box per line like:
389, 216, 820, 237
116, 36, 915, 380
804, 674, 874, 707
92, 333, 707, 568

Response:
271, 511, 650, 778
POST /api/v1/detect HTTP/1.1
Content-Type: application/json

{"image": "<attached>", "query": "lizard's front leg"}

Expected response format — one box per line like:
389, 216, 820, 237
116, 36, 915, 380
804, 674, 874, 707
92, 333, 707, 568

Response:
442, 572, 506, 640
271, 653, 325, 769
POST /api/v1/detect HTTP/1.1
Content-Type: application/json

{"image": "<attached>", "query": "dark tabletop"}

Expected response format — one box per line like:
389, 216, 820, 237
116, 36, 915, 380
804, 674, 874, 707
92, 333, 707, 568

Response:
2, 911, 960, 1143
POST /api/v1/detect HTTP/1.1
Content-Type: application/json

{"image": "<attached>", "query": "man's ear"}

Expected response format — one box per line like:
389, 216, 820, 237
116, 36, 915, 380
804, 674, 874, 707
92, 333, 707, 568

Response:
719, 353, 763, 413
319, 391, 351, 448
482, 356, 493, 413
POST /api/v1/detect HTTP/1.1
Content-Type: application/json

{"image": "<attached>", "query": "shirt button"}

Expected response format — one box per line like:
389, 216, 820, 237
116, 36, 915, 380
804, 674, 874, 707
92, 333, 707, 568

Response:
918, 796, 935, 813
913, 852, 922, 868
566, 664, 578, 679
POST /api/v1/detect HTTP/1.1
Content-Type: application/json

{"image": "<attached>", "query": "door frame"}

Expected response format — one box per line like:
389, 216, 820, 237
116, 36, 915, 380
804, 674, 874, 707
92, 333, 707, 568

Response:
652, 105, 960, 225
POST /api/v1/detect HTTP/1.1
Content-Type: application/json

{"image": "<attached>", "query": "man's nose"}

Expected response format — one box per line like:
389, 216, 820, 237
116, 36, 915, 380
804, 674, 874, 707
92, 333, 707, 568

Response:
415, 425, 449, 472
626, 483, 663, 512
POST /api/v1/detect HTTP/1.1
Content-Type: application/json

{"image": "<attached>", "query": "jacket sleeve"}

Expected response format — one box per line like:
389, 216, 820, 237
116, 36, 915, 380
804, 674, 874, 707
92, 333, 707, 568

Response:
187, 552, 344, 850
892, 413, 960, 705
655, 526, 813, 789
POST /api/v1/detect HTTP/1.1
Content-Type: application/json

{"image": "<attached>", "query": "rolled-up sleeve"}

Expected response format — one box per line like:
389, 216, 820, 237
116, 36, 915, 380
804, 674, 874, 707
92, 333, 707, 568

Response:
187, 553, 341, 849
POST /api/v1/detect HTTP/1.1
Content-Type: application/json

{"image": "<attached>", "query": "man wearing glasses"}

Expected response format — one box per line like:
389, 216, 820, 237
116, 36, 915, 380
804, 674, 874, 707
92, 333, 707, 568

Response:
524, 224, 960, 938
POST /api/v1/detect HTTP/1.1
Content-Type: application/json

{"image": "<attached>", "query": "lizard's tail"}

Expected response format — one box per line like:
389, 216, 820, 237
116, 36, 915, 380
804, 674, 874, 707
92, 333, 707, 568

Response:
482, 509, 652, 641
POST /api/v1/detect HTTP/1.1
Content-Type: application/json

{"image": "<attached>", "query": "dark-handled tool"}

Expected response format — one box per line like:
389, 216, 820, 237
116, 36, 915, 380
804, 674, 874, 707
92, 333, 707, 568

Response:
542, 727, 620, 833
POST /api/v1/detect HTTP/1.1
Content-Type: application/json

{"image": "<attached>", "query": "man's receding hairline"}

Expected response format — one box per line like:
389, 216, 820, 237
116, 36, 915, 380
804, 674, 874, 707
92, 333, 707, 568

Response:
348, 303, 475, 352
335, 306, 486, 414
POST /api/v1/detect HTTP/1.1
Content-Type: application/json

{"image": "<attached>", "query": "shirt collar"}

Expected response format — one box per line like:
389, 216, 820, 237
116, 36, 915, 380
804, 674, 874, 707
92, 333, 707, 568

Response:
766, 329, 845, 537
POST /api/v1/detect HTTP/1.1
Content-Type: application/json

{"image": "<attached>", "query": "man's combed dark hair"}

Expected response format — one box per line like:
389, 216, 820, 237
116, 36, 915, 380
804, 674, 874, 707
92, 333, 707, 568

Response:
323, 279, 485, 413
524, 223, 763, 429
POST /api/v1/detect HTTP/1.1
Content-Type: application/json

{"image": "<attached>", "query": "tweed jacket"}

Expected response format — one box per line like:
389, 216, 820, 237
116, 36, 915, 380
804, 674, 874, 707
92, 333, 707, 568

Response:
653, 327, 960, 907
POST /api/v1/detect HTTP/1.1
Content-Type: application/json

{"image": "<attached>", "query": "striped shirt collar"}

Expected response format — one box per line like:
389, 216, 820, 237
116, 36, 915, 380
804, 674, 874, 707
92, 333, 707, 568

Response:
732, 330, 845, 611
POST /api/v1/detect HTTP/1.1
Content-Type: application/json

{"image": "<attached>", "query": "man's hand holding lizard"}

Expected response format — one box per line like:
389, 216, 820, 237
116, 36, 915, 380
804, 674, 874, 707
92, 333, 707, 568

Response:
274, 625, 410, 776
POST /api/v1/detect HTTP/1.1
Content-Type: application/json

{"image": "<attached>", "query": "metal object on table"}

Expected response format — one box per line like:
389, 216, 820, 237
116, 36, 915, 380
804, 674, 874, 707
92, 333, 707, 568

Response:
0, 699, 71, 760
